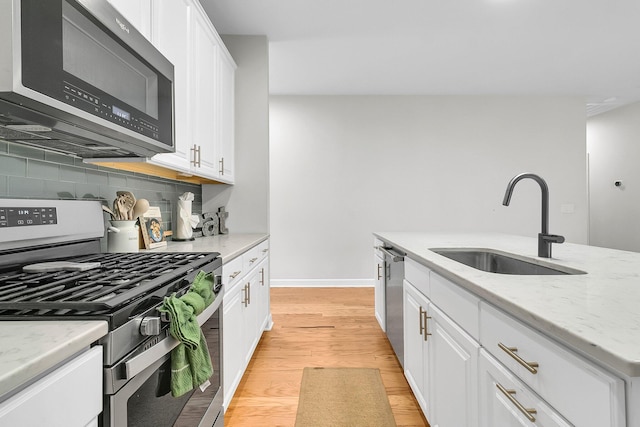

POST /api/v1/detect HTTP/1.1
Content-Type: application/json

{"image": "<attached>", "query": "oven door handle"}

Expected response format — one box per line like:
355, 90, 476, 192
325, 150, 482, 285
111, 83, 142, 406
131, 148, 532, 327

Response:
123, 290, 224, 380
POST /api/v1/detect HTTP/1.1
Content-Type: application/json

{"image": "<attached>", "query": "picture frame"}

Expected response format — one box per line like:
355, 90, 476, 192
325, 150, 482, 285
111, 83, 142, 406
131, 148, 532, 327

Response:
139, 206, 167, 249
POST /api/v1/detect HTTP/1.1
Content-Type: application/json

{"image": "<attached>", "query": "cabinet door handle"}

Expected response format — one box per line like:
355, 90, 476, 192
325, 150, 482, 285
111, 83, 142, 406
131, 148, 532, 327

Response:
496, 383, 537, 422
419, 307, 431, 341
498, 342, 539, 374
260, 268, 265, 286
247, 282, 251, 305
191, 144, 201, 167
219, 157, 224, 175
423, 310, 431, 342
241, 284, 248, 307
229, 271, 241, 279
377, 263, 382, 280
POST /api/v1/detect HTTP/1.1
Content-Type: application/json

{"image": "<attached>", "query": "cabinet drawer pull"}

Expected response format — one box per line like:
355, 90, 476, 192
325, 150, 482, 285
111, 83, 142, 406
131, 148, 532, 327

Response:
249, 257, 258, 264
496, 383, 537, 422
498, 342, 539, 374
262, 248, 268, 254
229, 271, 242, 279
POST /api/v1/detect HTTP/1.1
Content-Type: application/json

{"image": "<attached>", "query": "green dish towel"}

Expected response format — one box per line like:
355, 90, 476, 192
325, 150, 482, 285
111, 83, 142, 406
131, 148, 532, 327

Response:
158, 270, 216, 397
189, 270, 215, 307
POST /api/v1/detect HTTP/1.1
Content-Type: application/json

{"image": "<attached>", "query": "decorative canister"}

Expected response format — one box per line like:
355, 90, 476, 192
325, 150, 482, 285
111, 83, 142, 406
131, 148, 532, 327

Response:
107, 220, 139, 252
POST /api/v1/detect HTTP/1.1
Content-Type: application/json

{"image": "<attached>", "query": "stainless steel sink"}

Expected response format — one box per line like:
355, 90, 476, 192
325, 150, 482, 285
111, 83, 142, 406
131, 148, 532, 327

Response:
430, 248, 586, 275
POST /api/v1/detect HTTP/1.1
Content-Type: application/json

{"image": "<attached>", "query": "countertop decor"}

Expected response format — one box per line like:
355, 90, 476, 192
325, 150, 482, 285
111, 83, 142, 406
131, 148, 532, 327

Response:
375, 231, 640, 377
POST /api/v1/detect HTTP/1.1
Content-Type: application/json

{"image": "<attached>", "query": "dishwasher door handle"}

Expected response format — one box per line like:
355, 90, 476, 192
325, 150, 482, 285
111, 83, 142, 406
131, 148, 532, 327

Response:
377, 246, 405, 262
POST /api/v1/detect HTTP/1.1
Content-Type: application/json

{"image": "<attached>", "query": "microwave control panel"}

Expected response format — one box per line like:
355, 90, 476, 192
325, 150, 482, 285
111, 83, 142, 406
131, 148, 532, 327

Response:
63, 81, 160, 141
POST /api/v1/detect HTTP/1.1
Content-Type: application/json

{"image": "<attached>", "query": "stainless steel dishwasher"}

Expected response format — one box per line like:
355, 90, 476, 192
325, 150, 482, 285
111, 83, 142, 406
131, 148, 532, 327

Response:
379, 246, 405, 367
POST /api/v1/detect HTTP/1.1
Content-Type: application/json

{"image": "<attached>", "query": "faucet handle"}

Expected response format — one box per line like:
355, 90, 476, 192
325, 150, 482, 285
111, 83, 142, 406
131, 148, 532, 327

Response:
541, 234, 565, 244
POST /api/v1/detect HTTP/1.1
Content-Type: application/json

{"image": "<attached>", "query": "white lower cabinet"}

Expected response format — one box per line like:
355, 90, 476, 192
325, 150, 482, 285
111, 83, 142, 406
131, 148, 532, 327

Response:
393, 254, 628, 427
0, 346, 103, 427
403, 280, 429, 415
480, 302, 625, 427
222, 239, 270, 410
479, 349, 571, 427
374, 247, 385, 331
404, 277, 479, 427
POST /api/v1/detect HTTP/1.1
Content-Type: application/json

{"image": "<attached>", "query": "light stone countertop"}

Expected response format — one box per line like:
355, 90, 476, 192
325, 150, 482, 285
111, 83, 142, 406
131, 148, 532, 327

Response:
146, 233, 269, 263
374, 231, 640, 377
0, 321, 108, 402
0, 233, 268, 403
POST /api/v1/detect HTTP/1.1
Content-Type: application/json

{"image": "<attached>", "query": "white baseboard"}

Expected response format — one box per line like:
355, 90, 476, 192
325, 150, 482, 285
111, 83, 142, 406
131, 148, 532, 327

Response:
270, 278, 374, 288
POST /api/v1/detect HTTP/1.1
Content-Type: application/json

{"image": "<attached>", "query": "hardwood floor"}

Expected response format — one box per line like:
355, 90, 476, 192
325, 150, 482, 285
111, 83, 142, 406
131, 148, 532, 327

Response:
224, 287, 429, 427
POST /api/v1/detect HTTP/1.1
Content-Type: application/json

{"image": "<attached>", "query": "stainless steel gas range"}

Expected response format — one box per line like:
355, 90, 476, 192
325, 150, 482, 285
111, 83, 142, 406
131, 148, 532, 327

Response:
0, 198, 224, 427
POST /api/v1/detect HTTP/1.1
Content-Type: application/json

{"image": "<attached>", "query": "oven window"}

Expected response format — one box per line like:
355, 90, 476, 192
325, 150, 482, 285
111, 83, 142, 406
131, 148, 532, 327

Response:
123, 309, 222, 427
61, 0, 159, 119
127, 358, 193, 427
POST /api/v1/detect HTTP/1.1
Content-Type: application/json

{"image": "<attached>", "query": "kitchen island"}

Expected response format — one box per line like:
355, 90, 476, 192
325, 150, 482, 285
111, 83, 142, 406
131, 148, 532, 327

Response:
375, 231, 640, 427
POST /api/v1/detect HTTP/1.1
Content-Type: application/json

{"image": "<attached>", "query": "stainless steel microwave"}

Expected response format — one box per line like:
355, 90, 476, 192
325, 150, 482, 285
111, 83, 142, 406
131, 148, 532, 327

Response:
0, 0, 174, 158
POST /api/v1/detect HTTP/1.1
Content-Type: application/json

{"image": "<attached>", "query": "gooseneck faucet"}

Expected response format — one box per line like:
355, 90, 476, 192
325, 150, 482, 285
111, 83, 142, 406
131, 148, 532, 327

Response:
502, 173, 565, 258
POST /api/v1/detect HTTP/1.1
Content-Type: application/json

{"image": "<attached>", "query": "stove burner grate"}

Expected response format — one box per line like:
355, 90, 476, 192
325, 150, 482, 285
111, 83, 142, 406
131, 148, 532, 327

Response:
0, 252, 215, 314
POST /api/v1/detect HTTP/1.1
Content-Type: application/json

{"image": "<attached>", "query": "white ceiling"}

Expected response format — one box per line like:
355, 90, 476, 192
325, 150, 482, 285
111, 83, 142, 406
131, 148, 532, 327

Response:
200, 0, 640, 115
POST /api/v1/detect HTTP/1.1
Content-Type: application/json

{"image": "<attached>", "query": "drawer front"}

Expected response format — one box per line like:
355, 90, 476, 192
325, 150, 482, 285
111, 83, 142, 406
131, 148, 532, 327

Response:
430, 272, 480, 339
223, 255, 244, 292
255, 240, 269, 263
479, 349, 572, 427
405, 257, 430, 297
0, 346, 103, 426
243, 240, 269, 273
480, 302, 625, 427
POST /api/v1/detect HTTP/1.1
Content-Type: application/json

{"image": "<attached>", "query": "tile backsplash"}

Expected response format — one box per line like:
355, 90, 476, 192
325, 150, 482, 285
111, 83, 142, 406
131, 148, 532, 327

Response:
0, 140, 202, 236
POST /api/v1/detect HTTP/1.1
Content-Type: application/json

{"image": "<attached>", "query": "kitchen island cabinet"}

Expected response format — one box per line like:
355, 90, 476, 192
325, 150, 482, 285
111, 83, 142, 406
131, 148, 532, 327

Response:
404, 260, 480, 427
373, 241, 385, 331
375, 232, 635, 427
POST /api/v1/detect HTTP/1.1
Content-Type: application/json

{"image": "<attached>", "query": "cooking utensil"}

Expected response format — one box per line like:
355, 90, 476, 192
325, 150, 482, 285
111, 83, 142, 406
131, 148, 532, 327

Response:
113, 199, 123, 220
115, 191, 136, 220
132, 198, 150, 219
102, 204, 116, 220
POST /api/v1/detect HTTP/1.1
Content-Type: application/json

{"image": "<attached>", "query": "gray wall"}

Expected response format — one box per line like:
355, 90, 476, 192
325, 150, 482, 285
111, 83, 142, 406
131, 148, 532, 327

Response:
270, 95, 588, 286
588, 102, 640, 251
203, 35, 270, 233
0, 140, 202, 243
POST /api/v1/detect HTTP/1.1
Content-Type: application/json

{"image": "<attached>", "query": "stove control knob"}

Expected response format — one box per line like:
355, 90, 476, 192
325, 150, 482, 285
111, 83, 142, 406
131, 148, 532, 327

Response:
140, 317, 161, 336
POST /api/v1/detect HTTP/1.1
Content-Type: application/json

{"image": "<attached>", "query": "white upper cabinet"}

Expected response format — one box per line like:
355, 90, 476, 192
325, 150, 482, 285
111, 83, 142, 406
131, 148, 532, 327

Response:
148, 0, 192, 172
106, 0, 152, 40
105, 0, 236, 184
189, 5, 222, 179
